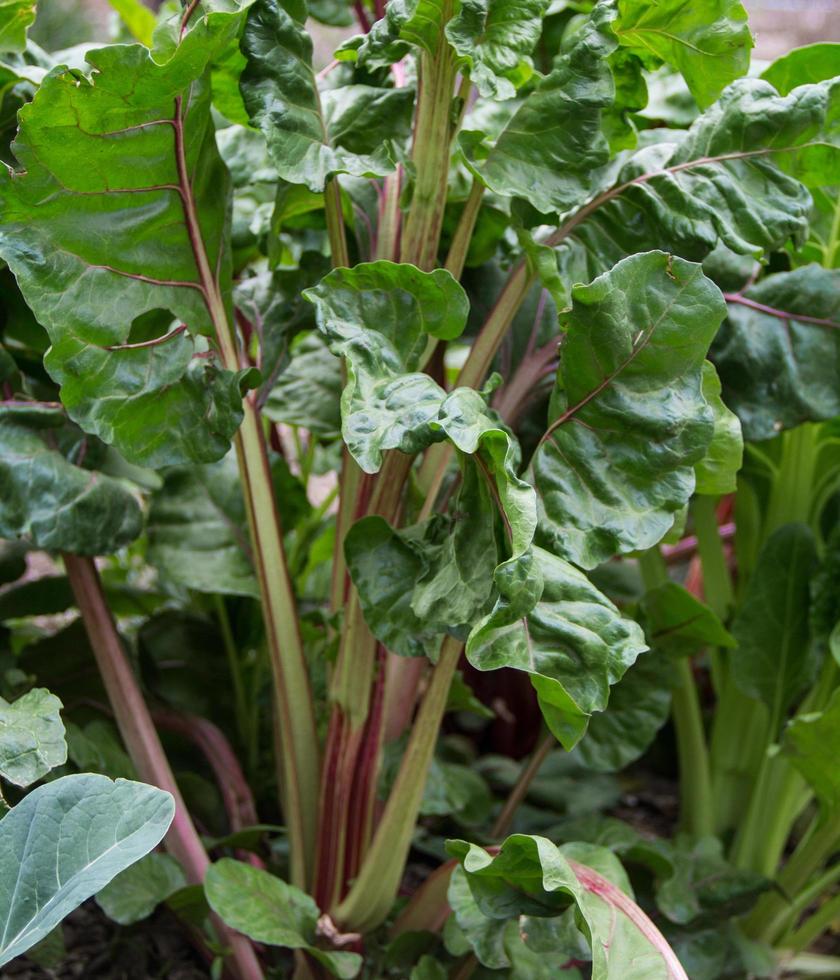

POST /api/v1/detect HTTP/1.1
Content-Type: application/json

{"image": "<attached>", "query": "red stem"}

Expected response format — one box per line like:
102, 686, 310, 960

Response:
722, 292, 840, 330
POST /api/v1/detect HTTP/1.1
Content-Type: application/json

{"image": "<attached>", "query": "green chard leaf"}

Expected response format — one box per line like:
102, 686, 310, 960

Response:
731, 524, 819, 729
532, 251, 725, 570
205, 859, 362, 978
447, 835, 689, 979
761, 43, 840, 96
240, 0, 413, 192
783, 687, 840, 813
0, 687, 66, 788
0, 0, 35, 55
0, 405, 143, 555
640, 582, 735, 658
304, 261, 468, 473
693, 361, 743, 495
467, 546, 648, 749
96, 852, 186, 926
0, 774, 175, 967
462, 1, 617, 214
445, 0, 550, 100
612, 0, 752, 108
712, 266, 840, 441
0, 8, 254, 468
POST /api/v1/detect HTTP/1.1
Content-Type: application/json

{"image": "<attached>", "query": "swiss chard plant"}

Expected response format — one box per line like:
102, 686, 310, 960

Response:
1, 0, 840, 976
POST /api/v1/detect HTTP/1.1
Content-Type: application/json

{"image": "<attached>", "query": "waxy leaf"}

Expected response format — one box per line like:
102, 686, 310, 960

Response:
533, 252, 725, 570
0, 688, 66, 788
96, 853, 186, 926
612, 0, 752, 108
731, 524, 818, 730
304, 261, 468, 472
463, 2, 616, 214
205, 859, 362, 978
241, 0, 413, 192
0, 410, 143, 555
694, 362, 743, 495
467, 546, 648, 749
712, 266, 840, 440
147, 452, 258, 598
447, 835, 688, 979
783, 687, 840, 813
0, 0, 35, 55
0, 774, 175, 967
446, 0, 549, 100
0, 12, 253, 467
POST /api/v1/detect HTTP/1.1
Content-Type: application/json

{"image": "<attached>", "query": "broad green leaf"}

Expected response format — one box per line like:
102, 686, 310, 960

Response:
304, 261, 468, 472
66, 720, 136, 781
640, 582, 735, 658
0, 774, 175, 967
0, 410, 143, 555
447, 835, 688, 979
0, 0, 35, 54
339, 0, 454, 66
694, 362, 742, 495
467, 546, 648, 749
240, 0, 413, 192
712, 266, 840, 441
0, 688, 66, 787
107, 0, 156, 46
783, 688, 840, 813
410, 956, 448, 980
462, 2, 616, 215
0, 12, 254, 468
147, 453, 258, 598
576, 651, 672, 772
762, 43, 840, 96
731, 524, 818, 729
263, 332, 342, 435
532, 252, 725, 570
96, 852, 186, 925
612, 0, 752, 108
445, 0, 549, 100
205, 859, 362, 978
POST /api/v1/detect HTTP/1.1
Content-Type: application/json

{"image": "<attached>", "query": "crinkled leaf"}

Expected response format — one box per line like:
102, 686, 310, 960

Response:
205, 859, 362, 978
783, 687, 840, 813
731, 524, 818, 728
532, 252, 724, 570
445, 0, 549, 100
0, 0, 35, 55
693, 362, 742, 495
0, 688, 66, 788
576, 651, 672, 772
96, 853, 186, 926
447, 835, 688, 978
0, 774, 175, 967
263, 332, 342, 435
761, 43, 840, 96
147, 453, 258, 598
612, 0, 752, 108
304, 261, 468, 472
640, 582, 735, 658
241, 0, 413, 192
712, 266, 840, 441
0, 14, 254, 467
462, 2, 616, 214
0, 411, 143, 555
467, 546, 648, 749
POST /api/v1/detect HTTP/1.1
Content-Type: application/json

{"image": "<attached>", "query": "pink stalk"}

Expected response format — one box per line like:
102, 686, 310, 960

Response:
63, 555, 264, 980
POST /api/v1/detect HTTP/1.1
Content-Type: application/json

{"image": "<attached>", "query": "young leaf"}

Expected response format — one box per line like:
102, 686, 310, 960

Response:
693, 362, 743, 495
467, 546, 648, 749
0, 13, 253, 467
0, 0, 35, 55
0, 409, 143, 555
107, 0, 157, 46
612, 0, 752, 108
447, 835, 689, 978
532, 251, 725, 570
761, 43, 840, 95
712, 266, 840, 440
205, 858, 362, 978
0, 774, 175, 967
241, 0, 413, 192
304, 261, 468, 472
731, 524, 819, 730
446, 0, 549, 100
96, 852, 187, 926
0, 688, 66, 788
782, 687, 840, 813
